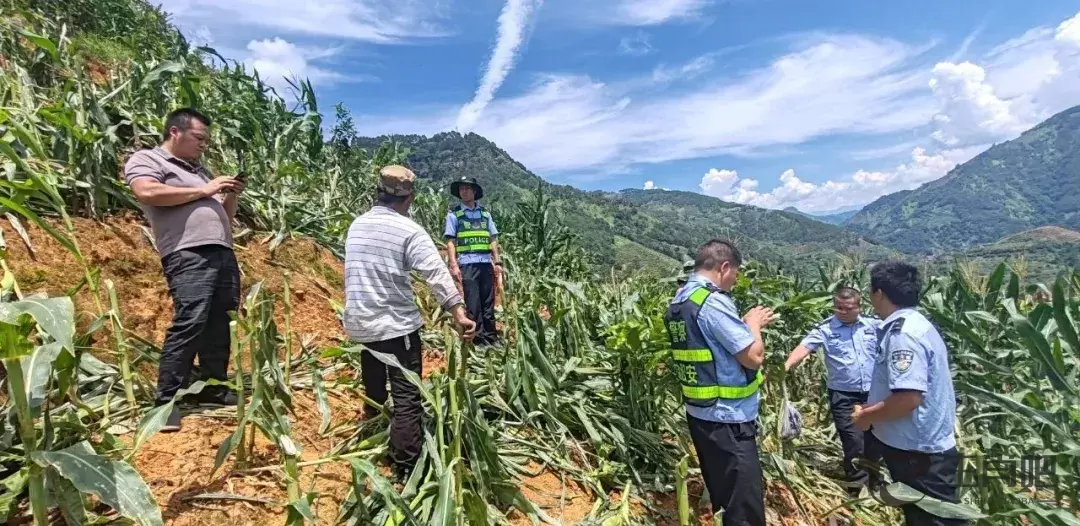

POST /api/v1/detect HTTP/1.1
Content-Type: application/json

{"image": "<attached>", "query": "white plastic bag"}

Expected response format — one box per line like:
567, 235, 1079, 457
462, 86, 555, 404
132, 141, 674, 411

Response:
780, 400, 803, 440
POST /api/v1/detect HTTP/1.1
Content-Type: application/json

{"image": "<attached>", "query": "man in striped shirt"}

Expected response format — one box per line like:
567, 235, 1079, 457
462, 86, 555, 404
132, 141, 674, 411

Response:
344, 165, 476, 477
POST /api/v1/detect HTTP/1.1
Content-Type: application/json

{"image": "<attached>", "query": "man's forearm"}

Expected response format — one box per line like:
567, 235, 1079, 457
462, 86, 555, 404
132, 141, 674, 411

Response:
490, 241, 501, 264
735, 325, 766, 369
132, 181, 208, 207
860, 391, 923, 424
785, 345, 811, 371
446, 241, 459, 267
223, 193, 238, 219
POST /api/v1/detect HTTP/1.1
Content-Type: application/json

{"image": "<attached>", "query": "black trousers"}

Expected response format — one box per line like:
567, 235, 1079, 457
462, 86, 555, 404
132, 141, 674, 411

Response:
828, 389, 870, 493
360, 331, 423, 469
156, 245, 240, 406
866, 432, 967, 526
687, 416, 765, 526
461, 263, 497, 345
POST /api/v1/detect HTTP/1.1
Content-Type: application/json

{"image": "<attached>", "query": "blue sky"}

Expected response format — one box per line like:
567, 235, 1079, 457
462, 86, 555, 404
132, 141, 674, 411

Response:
160, 0, 1080, 213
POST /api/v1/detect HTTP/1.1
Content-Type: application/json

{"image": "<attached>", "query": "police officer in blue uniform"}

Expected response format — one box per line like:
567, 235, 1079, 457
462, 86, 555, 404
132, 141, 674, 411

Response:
784, 287, 881, 496
444, 177, 503, 346
853, 261, 966, 526
664, 239, 776, 526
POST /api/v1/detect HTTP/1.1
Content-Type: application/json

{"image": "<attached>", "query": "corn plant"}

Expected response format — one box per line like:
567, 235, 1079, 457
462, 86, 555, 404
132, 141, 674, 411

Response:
0, 274, 161, 525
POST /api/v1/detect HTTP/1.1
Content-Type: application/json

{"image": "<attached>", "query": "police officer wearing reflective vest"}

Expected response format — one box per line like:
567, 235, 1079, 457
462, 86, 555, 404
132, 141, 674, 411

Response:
853, 261, 965, 526
444, 177, 503, 346
783, 287, 881, 496
665, 239, 777, 525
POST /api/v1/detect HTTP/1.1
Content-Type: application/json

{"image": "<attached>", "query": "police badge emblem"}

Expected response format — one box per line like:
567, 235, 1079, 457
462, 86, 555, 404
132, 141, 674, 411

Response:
890, 349, 914, 373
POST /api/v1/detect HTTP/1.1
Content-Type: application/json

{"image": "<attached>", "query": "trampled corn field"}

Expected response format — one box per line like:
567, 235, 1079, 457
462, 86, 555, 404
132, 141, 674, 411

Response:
1, 0, 1079, 524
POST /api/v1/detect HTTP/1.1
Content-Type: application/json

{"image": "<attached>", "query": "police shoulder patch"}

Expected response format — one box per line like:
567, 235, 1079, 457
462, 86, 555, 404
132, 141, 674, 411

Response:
890, 348, 915, 373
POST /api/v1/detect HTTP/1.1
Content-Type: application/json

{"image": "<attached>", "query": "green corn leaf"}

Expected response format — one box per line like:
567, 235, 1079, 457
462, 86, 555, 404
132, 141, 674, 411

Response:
312, 364, 332, 434
1012, 318, 1077, 396
139, 61, 185, 90
287, 493, 318, 523
0, 295, 75, 351
22, 342, 63, 413
46, 467, 88, 526
32, 441, 164, 526
878, 482, 987, 520
0, 468, 28, 522
430, 458, 458, 525
1052, 278, 1080, 356
129, 381, 210, 460
348, 458, 420, 525
16, 30, 58, 61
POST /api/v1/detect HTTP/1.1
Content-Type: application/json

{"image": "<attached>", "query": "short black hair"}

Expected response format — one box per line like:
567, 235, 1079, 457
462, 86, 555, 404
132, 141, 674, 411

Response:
376, 190, 409, 206
834, 287, 861, 301
870, 261, 921, 308
694, 239, 742, 271
162, 107, 211, 142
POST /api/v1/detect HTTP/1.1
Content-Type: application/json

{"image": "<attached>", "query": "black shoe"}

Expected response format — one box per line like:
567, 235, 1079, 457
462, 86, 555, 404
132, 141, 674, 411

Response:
193, 388, 239, 406
162, 405, 182, 433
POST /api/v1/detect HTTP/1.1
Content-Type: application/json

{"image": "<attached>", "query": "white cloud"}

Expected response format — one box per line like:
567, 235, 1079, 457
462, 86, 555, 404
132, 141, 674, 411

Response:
643, 180, 656, 189
984, 26, 1058, 100
928, 61, 1028, 147
157, 0, 451, 43
357, 11, 1080, 209
651, 55, 714, 83
457, 0, 543, 131
244, 38, 363, 95
611, 0, 712, 26
618, 32, 654, 56
367, 34, 936, 174
1036, 12, 1080, 114
700, 146, 984, 213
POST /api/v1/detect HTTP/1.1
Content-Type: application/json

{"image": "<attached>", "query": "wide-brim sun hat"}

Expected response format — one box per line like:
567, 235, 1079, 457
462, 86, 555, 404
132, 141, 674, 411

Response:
450, 177, 484, 200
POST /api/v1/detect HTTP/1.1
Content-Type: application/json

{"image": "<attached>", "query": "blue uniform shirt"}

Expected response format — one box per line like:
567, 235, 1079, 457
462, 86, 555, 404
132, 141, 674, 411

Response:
674, 274, 758, 423
868, 307, 957, 453
443, 203, 499, 266
800, 315, 881, 392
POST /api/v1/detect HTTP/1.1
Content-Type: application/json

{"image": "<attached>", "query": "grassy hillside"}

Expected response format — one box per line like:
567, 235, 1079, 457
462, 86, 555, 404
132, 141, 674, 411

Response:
848, 104, 1080, 253
930, 226, 1080, 282
358, 132, 896, 274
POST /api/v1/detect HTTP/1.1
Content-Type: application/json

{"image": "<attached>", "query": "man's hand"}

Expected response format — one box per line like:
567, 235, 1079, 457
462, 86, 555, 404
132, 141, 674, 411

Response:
224, 175, 247, 194
492, 263, 503, 278
449, 264, 462, 284
743, 306, 777, 330
451, 305, 477, 341
202, 177, 243, 198
852, 404, 872, 431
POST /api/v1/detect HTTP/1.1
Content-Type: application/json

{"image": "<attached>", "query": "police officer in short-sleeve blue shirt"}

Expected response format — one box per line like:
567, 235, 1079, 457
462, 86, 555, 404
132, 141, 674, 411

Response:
444, 177, 502, 346
663, 240, 777, 526
784, 287, 881, 496
853, 261, 965, 526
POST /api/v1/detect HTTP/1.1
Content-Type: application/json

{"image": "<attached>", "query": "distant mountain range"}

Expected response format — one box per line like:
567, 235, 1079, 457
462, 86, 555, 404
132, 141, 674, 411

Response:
847, 104, 1080, 254
356, 103, 1080, 276
356, 133, 893, 275
783, 207, 859, 225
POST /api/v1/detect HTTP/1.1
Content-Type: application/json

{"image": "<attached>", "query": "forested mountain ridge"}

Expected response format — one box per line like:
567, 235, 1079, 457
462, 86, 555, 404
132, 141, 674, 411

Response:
356, 132, 896, 273
847, 104, 1080, 253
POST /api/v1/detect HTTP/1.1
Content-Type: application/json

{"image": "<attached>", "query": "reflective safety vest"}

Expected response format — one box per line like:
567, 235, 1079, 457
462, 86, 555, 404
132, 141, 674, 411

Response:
453, 205, 493, 254
664, 284, 764, 407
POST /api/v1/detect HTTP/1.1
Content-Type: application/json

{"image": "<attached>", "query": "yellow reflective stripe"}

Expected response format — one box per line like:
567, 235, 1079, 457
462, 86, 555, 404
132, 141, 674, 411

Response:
458, 244, 491, 252
689, 288, 711, 306
672, 349, 712, 362
681, 371, 763, 400
457, 230, 490, 238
